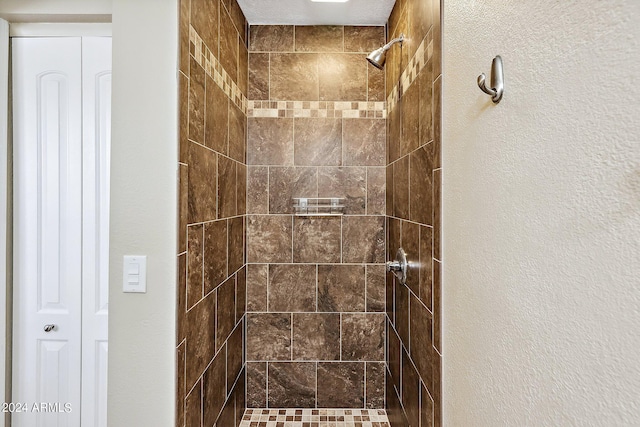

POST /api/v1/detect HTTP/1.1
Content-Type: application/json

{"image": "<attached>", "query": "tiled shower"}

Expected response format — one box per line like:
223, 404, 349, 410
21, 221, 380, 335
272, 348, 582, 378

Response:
176, 0, 441, 426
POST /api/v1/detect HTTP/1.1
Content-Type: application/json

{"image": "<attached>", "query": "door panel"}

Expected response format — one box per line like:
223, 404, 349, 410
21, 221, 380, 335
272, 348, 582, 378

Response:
13, 37, 83, 427
81, 37, 111, 427
12, 36, 111, 427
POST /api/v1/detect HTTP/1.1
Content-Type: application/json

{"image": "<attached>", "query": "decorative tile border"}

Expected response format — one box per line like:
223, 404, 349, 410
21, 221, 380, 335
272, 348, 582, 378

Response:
189, 25, 248, 114
247, 100, 386, 119
387, 32, 434, 112
240, 408, 390, 427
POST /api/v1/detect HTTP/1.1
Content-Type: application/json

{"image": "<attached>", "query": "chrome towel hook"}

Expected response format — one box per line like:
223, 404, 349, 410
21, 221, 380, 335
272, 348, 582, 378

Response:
477, 55, 504, 103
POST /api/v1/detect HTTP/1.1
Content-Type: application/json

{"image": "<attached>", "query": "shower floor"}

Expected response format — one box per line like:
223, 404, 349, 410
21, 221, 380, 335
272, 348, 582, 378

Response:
240, 408, 390, 427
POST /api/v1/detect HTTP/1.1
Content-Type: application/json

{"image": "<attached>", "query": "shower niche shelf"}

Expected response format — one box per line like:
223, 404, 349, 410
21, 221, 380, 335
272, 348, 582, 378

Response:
293, 197, 345, 216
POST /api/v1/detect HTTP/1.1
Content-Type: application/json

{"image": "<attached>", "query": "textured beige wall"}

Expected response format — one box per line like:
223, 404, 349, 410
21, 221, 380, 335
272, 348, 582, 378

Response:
108, 0, 177, 425
442, 0, 640, 424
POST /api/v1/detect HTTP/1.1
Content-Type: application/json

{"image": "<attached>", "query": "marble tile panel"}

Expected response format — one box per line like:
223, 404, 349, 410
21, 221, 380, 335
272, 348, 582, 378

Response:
247, 118, 294, 165
229, 103, 246, 163
237, 163, 247, 215
246, 362, 267, 407
409, 144, 434, 225
188, 141, 217, 223
176, 341, 185, 426
294, 118, 342, 166
179, 165, 188, 253
205, 79, 229, 155
343, 119, 385, 166
386, 368, 409, 427
318, 54, 367, 101
246, 313, 291, 360
218, 156, 237, 218
228, 0, 246, 45
292, 313, 340, 360
421, 379, 435, 427
366, 265, 386, 312
409, 292, 432, 380
179, 72, 189, 162
293, 217, 341, 263
218, 396, 235, 427
178, 254, 187, 344
227, 323, 243, 394
270, 53, 319, 100
234, 370, 246, 426
433, 259, 441, 353
344, 26, 385, 53
249, 25, 294, 52
368, 167, 386, 215
191, 0, 218, 54
216, 276, 236, 350
419, 225, 433, 310
247, 166, 269, 214
220, 6, 239, 82
433, 169, 441, 260
248, 53, 269, 100
203, 219, 227, 294
392, 156, 409, 219
401, 220, 420, 295
268, 362, 316, 408
203, 350, 226, 426
247, 264, 268, 312
385, 165, 394, 217
318, 167, 366, 215
368, 63, 386, 102
317, 362, 364, 408
366, 362, 385, 409
228, 216, 244, 274
268, 264, 316, 312
341, 313, 385, 361
185, 291, 216, 389
295, 25, 344, 52
418, 66, 434, 146
188, 56, 206, 145
187, 225, 204, 309
387, 325, 401, 392
401, 78, 419, 157
387, 104, 400, 163
402, 349, 421, 427
433, 76, 442, 169
185, 379, 201, 427
268, 167, 318, 214
395, 282, 410, 346
179, 0, 189, 74
317, 265, 365, 312
236, 266, 246, 322
247, 215, 293, 263
342, 216, 385, 263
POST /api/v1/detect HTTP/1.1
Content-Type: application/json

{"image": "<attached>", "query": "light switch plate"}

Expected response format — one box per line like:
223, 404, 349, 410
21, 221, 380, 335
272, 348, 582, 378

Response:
123, 255, 147, 293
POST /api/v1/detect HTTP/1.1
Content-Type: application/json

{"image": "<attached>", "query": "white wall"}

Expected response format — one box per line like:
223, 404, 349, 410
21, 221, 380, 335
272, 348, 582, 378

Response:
442, 0, 640, 425
0, 0, 112, 22
108, 0, 177, 425
0, 18, 9, 427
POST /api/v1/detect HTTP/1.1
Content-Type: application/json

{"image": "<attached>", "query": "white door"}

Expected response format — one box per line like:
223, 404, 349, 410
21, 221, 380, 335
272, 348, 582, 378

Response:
12, 36, 111, 427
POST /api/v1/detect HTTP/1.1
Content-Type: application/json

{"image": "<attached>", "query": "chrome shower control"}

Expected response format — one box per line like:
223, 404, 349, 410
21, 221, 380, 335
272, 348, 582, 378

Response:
386, 248, 408, 285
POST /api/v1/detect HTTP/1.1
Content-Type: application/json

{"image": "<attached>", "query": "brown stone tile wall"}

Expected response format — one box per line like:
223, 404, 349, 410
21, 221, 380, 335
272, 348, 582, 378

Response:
245, 25, 387, 409
177, 0, 248, 426
385, 0, 442, 426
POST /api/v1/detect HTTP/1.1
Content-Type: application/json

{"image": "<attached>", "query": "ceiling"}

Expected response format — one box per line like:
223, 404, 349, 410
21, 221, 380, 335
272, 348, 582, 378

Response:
236, 0, 396, 26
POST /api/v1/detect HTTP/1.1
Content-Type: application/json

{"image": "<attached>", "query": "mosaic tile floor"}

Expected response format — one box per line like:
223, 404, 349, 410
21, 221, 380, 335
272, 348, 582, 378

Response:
239, 408, 390, 427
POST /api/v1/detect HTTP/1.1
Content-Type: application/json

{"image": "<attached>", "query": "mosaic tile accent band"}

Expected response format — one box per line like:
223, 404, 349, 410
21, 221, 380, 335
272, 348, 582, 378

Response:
248, 100, 386, 119
240, 408, 390, 427
387, 33, 435, 112
190, 25, 248, 114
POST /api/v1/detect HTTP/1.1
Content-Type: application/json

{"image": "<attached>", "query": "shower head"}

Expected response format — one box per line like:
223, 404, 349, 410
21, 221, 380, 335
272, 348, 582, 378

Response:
366, 34, 405, 69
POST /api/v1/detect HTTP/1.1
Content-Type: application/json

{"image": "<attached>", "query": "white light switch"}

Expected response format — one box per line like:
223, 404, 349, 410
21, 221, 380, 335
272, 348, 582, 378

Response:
123, 255, 147, 293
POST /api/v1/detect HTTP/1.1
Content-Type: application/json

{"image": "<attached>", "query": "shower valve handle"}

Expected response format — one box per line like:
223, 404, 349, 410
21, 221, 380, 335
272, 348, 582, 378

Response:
386, 248, 408, 285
